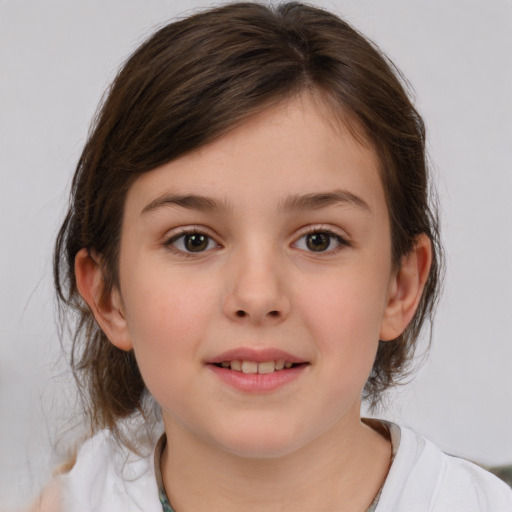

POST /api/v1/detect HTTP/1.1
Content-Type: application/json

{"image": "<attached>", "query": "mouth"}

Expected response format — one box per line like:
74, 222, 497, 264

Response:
206, 348, 309, 392
213, 360, 305, 374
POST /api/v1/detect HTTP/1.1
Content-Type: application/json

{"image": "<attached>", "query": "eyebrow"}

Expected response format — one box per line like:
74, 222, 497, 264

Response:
141, 189, 371, 216
280, 190, 371, 213
141, 194, 232, 215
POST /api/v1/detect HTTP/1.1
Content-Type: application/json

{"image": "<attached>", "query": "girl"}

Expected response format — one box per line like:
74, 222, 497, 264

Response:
35, 2, 511, 511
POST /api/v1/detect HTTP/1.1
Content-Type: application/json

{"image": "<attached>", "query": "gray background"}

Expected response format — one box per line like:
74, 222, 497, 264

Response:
1, 0, 511, 508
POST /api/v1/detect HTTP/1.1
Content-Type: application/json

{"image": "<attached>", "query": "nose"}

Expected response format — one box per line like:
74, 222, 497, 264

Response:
222, 247, 291, 325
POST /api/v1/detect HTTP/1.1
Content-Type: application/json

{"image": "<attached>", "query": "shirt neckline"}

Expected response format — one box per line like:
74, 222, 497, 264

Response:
153, 420, 400, 512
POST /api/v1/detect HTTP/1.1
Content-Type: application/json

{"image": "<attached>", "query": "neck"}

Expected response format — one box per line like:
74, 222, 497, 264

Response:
161, 411, 391, 512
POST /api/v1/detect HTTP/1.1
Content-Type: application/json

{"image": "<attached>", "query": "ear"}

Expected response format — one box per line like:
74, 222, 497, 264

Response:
74, 248, 133, 351
379, 234, 432, 341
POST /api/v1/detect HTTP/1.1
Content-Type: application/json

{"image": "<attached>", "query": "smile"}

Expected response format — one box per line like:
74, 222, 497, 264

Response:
206, 348, 309, 393
215, 360, 297, 374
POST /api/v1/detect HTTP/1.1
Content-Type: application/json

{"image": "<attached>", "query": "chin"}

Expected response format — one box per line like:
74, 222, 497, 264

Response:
210, 424, 309, 460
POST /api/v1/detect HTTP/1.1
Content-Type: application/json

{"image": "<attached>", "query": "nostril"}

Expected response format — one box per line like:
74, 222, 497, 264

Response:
233, 309, 281, 319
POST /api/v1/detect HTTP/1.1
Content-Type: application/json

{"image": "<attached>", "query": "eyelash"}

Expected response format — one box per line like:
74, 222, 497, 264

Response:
163, 226, 350, 256
164, 228, 220, 257
293, 227, 350, 254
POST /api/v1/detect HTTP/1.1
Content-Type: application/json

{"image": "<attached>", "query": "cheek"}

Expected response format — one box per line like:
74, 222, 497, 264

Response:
301, 268, 387, 331
295, 265, 389, 369
119, 271, 220, 412
120, 265, 218, 367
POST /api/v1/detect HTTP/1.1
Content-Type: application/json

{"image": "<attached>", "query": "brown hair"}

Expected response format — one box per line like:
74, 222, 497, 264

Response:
54, 1, 442, 436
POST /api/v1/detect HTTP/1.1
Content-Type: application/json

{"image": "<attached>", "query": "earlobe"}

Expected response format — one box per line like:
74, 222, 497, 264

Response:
379, 234, 432, 341
74, 248, 133, 351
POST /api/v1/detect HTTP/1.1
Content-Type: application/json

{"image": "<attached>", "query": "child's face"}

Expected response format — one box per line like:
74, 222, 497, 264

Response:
113, 94, 399, 457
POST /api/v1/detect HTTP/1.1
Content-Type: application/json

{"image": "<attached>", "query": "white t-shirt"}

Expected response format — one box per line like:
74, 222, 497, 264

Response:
376, 423, 512, 511
52, 422, 511, 512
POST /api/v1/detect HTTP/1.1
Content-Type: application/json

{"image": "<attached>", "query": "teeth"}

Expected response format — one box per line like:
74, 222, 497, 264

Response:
230, 360, 242, 371
219, 360, 296, 373
275, 360, 285, 370
241, 361, 258, 374
257, 361, 275, 374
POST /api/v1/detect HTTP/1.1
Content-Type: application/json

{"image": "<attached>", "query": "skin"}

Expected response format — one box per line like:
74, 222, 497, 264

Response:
74, 92, 432, 512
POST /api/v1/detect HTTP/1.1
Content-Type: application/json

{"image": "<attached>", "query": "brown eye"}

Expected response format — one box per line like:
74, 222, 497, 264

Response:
184, 234, 209, 252
294, 230, 347, 253
306, 233, 330, 252
167, 231, 217, 254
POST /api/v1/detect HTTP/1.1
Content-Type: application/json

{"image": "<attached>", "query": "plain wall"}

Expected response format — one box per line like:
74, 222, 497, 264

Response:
1, 0, 511, 507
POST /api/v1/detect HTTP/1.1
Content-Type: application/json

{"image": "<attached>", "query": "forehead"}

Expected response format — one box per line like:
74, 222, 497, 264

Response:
124, 93, 386, 220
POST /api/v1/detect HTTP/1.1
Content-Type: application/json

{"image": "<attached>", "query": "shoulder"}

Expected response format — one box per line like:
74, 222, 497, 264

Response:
26, 477, 63, 512
435, 452, 512, 511
35, 429, 163, 512
376, 422, 512, 512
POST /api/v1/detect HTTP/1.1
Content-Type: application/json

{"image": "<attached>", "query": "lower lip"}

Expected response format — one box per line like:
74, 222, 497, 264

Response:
207, 364, 308, 393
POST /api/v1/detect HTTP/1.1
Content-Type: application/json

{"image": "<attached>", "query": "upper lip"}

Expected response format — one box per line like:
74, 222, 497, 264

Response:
206, 347, 306, 365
